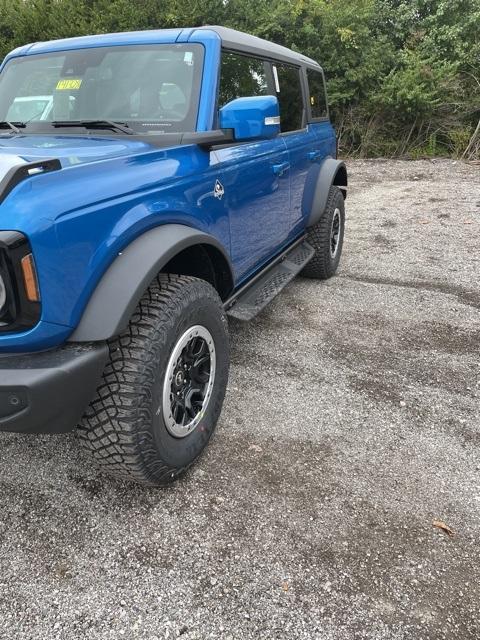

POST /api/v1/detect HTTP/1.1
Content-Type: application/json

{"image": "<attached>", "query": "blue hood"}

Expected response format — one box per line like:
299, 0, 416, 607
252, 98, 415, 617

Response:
0, 134, 155, 169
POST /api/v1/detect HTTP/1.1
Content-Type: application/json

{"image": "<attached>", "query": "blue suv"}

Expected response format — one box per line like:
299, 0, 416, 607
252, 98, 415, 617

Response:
0, 26, 347, 485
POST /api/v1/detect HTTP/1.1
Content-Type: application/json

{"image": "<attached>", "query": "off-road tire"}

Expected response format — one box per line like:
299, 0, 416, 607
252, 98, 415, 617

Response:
77, 274, 229, 486
302, 186, 345, 279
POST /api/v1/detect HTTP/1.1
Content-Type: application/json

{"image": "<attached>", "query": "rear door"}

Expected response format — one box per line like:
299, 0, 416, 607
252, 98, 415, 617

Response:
213, 51, 291, 283
272, 63, 322, 235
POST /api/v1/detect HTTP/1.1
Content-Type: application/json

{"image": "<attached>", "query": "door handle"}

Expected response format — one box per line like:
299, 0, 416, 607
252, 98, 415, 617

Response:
272, 162, 290, 176
308, 150, 322, 161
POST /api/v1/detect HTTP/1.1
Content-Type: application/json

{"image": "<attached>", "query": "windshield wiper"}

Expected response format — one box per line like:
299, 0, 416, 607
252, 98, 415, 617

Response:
51, 120, 134, 135
0, 121, 25, 134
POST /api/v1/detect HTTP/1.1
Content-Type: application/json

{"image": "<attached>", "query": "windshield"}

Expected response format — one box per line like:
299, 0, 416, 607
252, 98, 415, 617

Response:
0, 44, 204, 134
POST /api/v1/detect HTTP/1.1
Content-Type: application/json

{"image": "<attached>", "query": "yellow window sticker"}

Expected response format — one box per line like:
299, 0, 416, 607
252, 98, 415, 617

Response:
56, 78, 82, 91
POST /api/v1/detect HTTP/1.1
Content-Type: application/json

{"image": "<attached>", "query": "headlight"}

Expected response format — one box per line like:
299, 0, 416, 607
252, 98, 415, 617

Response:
0, 232, 41, 332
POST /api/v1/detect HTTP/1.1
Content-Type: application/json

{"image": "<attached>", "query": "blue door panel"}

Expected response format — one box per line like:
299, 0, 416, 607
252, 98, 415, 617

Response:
213, 138, 290, 282
310, 120, 337, 157
281, 125, 322, 234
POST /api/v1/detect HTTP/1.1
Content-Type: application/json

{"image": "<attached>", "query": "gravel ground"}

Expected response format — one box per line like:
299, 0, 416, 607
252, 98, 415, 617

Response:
0, 159, 479, 640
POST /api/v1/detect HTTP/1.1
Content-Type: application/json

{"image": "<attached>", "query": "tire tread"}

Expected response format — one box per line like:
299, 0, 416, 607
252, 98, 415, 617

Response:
302, 185, 345, 279
77, 274, 226, 486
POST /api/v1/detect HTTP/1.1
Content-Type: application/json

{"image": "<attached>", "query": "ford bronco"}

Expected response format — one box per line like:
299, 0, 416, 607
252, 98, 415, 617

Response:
0, 27, 347, 485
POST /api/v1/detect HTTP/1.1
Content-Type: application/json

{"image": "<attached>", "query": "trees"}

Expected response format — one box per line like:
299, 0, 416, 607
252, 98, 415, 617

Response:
369, 0, 480, 158
0, 0, 478, 157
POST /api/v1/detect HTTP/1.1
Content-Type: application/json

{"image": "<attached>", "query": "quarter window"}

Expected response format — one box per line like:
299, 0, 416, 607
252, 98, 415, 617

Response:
219, 52, 272, 107
307, 69, 328, 119
273, 64, 304, 132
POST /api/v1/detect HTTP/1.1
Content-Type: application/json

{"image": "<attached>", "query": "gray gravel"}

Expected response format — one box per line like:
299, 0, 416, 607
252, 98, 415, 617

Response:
0, 159, 479, 640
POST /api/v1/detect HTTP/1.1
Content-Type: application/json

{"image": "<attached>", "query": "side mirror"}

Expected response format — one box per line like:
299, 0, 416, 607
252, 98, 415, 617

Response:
219, 95, 280, 141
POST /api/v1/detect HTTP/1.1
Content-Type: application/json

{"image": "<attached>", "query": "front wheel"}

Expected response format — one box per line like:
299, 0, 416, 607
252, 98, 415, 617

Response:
77, 274, 229, 486
302, 185, 345, 279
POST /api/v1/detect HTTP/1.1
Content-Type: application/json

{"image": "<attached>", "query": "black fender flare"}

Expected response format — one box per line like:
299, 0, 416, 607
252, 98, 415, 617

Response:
69, 224, 234, 342
302, 158, 347, 227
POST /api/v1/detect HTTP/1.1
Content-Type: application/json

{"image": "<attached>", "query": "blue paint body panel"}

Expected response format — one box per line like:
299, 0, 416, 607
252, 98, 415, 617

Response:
0, 28, 339, 352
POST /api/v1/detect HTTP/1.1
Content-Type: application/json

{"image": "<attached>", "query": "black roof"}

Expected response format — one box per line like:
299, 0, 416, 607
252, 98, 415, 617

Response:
197, 26, 321, 70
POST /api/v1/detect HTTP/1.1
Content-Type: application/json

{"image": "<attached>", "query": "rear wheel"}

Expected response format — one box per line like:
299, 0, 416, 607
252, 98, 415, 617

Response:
302, 185, 345, 279
77, 274, 229, 486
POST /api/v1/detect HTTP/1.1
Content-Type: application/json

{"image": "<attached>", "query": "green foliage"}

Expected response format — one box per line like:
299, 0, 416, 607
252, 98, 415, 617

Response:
376, 51, 457, 119
0, 0, 478, 157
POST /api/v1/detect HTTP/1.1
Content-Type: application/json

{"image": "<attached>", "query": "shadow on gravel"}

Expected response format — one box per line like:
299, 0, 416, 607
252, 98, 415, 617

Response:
340, 274, 480, 310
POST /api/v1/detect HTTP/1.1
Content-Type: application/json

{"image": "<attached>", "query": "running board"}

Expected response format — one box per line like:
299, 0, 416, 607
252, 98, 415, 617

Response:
225, 239, 314, 321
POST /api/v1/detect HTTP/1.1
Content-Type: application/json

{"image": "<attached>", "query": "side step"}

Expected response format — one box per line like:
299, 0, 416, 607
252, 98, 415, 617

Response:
226, 239, 314, 321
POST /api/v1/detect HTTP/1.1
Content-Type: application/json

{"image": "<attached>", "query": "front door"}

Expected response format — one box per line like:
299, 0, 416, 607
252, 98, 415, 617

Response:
214, 138, 290, 282
213, 51, 291, 283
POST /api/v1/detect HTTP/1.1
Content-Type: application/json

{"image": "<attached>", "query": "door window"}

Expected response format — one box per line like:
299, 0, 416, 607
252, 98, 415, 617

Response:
306, 69, 328, 119
273, 64, 304, 132
219, 52, 273, 107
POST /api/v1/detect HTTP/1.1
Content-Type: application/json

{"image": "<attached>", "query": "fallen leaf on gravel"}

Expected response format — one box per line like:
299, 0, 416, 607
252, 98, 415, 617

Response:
248, 444, 263, 453
433, 520, 455, 537
282, 581, 289, 592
